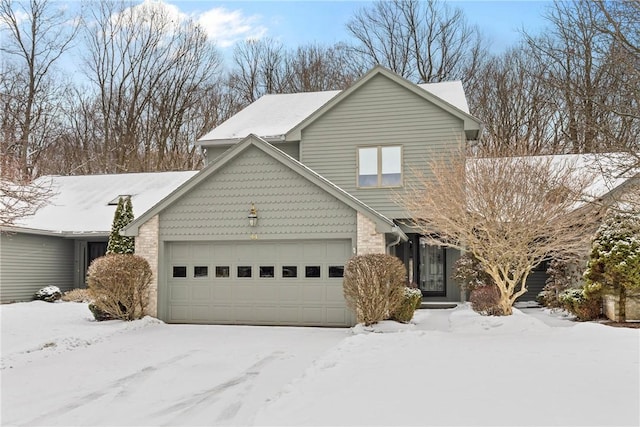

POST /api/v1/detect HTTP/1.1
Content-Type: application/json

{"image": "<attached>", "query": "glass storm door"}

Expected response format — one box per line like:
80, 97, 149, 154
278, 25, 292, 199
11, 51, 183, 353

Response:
419, 238, 445, 295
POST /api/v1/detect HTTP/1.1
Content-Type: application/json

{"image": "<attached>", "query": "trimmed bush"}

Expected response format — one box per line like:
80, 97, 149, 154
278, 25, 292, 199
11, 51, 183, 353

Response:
391, 287, 423, 323
87, 254, 152, 321
469, 284, 503, 316
558, 285, 602, 321
34, 286, 62, 302
343, 253, 407, 326
61, 288, 92, 303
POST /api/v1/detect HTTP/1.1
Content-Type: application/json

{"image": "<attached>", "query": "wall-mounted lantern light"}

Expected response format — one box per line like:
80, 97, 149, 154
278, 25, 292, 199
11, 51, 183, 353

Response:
248, 203, 258, 227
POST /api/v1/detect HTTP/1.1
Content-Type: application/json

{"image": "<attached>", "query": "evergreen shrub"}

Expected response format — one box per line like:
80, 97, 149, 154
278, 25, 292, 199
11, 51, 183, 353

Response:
343, 253, 406, 326
391, 287, 422, 323
107, 196, 135, 254
584, 213, 640, 321
558, 285, 602, 321
87, 254, 152, 321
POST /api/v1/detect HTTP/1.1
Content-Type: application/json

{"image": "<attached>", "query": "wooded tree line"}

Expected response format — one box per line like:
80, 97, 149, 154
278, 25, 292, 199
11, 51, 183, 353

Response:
1, 0, 638, 182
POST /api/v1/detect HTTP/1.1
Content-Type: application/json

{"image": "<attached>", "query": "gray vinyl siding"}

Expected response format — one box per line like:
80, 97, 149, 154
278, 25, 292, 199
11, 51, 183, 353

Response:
0, 232, 74, 303
300, 73, 465, 218
160, 145, 357, 240
204, 142, 300, 165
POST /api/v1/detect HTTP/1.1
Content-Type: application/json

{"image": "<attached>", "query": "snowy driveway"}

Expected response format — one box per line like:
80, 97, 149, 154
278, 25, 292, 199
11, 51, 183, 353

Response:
2, 301, 639, 426
1, 302, 347, 426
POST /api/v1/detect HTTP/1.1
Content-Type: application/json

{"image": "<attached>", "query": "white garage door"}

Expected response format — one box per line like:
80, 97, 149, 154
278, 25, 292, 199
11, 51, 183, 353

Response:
165, 240, 353, 326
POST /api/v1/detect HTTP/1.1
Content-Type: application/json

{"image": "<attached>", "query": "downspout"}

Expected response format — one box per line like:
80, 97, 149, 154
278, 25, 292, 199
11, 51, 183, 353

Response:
386, 226, 403, 254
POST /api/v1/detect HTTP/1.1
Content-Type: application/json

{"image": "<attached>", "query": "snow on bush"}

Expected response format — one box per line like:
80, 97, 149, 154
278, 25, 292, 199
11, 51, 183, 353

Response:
391, 287, 422, 323
584, 212, 640, 321
33, 286, 62, 302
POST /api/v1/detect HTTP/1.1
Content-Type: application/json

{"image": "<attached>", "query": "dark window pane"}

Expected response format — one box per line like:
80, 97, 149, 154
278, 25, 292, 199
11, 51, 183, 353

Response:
237, 266, 252, 278
328, 265, 344, 278
173, 266, 187, 278
215, 266, 230, 278
282, 266, 297, 278
194, 266, 208, 278
260, 266, 275, 278
305, 266, 321, 278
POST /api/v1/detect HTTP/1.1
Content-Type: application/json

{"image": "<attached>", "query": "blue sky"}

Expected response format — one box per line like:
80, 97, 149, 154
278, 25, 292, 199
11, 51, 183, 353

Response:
172, 0, 551, 53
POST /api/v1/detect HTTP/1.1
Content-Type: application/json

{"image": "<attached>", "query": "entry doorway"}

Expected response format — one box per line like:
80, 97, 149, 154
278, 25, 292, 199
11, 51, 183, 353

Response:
395, 234, 447, 297
419, 238, 446, 296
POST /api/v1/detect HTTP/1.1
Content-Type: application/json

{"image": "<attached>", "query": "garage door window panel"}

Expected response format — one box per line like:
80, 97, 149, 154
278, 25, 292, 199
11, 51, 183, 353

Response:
194, 266, 208, 278
328, 265, 344, 278
173, 266, 187, 278
305, 266, 321, 278
237, 266, 252, 278
215, 266, 230, 278
282, 266, 298, 278
260, 266, 275, 278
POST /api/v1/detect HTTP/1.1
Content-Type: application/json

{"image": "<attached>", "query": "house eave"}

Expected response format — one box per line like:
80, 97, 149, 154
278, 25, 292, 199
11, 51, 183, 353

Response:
0, 226, 109, 238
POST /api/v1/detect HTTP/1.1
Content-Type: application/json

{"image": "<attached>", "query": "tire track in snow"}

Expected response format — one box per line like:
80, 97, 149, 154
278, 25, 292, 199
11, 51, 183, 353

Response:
14, 352, 192, 426
153, 351, 284, 426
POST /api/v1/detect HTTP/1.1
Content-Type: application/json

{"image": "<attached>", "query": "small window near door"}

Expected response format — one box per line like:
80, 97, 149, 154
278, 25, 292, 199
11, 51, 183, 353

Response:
260, 266, 275, 278
328, 265, 344, 278
215, 266, 230, 278
282, 266, 297, 278
237, 266, 252, 278
305, 266, 321, 278
173, 266, 187, 278
194, 266, 208, 278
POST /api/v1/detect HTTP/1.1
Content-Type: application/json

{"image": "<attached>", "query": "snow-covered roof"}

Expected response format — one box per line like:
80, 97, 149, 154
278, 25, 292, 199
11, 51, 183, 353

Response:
198, 91, 340, 144
198, 80, 471, 145
418, 81, 470, 114
467, 153, 638, 204
11, 171, 197, 235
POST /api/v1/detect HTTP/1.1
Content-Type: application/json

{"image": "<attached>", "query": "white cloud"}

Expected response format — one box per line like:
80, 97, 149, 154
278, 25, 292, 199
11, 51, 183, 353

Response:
196, 7, 267, 48
123, 1, 267, 48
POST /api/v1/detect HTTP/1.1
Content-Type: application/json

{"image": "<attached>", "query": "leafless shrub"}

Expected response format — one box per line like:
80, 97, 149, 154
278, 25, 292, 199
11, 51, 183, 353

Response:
87, 254, 152, 321
61, 288, 92, 303
343, 253, 406, 325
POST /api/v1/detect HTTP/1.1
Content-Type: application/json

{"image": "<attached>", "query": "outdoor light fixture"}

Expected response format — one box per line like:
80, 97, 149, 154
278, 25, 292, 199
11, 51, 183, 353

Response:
248, 203, 258, 227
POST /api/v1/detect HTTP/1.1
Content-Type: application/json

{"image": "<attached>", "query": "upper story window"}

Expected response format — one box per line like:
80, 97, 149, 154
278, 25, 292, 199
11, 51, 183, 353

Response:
358, 146, 402, 188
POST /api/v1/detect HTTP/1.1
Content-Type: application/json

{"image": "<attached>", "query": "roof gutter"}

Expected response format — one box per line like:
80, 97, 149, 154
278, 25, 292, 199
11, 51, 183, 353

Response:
386, 225, 406, 254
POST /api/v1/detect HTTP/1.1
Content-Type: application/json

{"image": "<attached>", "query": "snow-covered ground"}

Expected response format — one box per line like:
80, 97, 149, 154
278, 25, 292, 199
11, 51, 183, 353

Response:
1, 301, 638, 426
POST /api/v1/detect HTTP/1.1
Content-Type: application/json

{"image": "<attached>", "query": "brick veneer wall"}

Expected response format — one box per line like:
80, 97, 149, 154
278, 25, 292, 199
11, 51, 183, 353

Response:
356, 212, 386, 254
135, 215, 159, 317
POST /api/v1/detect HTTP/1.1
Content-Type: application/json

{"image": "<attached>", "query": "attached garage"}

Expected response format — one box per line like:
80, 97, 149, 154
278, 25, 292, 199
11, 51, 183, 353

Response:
124, 135, 406, 327
166, 240, 352, 326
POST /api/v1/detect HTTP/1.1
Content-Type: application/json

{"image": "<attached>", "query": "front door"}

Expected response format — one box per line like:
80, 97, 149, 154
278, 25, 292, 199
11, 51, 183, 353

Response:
419, 238, 446, 296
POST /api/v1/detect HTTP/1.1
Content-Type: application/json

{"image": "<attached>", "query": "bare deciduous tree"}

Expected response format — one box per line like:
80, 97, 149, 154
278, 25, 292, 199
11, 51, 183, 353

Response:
346, 0, 486, 84
81, 0, 221, 173
400, 146, 600, 315
0, 159, 52, 227
468, 47, 562, 154
0, 0, 78, 179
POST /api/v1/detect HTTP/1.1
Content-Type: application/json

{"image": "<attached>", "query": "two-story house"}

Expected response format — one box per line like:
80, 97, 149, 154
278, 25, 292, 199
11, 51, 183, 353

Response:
122, 66, 482, 326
